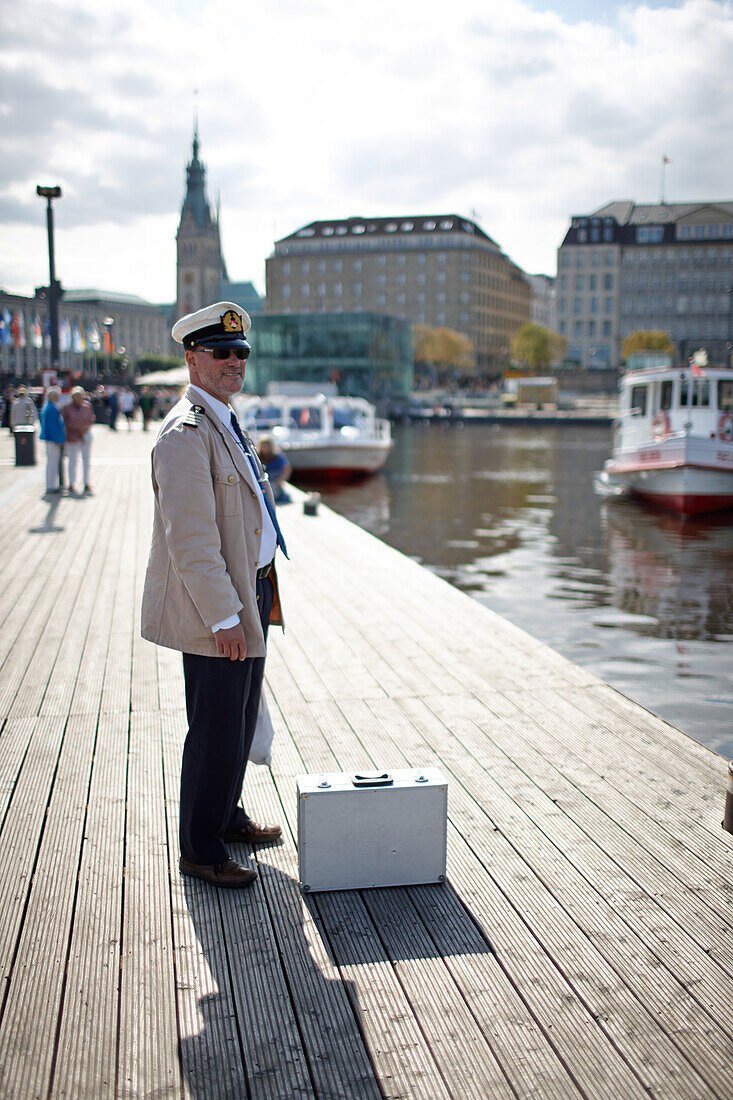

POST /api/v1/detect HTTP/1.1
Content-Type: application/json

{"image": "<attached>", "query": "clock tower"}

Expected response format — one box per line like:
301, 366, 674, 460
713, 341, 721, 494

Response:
175, 127, 227, 321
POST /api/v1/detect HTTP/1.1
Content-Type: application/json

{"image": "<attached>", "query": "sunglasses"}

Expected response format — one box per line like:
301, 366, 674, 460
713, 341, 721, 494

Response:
196, 345, 250, 360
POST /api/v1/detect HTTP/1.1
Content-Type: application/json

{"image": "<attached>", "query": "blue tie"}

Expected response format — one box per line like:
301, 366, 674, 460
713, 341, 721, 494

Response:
230, 411, 288, 559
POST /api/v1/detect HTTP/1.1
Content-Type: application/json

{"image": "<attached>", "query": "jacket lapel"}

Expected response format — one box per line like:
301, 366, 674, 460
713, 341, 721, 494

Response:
184, 386, 258, 488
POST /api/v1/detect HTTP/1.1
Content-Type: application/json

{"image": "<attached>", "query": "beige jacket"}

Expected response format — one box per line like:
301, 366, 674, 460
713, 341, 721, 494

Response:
141, 387, 283, 657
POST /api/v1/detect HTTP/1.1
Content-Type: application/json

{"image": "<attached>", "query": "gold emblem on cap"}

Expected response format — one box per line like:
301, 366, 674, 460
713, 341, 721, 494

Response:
221, 309, 243, 333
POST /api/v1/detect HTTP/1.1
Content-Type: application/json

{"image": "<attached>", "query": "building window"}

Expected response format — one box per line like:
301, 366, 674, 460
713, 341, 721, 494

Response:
437, 272, 447, 284
282, 284, 291, 299
397, 273, 406, 285
604, 273, 613, 290
574, 321, 583, 337
301, 262, 310, 273
636, 226, 664, 243
417, 292, 426, 305
436, 311, 446, 323
575, 275, 584, 291
352, 282, 362, 296
604, 297, 613, 313
353, 260, 362, 272
417, 254, 426, 265
317, 261, 326, 273
589, 274, 597, 291
378, 274, 386, 287
437, 253, 446, 264
334, 283, 342, 297
316, 283, 326, 297
377, 294, 386, 306
282, 262, 291, 275
590, 297, 598, 314
417, 273, 426, 285
573, 298, 582, 314
333, 260, 343, 273
603, 321, 612, 336
588, 321, 596, 336
397, 293, 406, 305
301, 284, 310, 297
436, 292, 446, 304
396, 255, 406, 265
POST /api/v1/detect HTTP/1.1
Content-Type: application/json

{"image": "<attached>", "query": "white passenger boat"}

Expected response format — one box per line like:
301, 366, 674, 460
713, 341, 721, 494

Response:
232, 388, 393, 478
594, 352, 733, 516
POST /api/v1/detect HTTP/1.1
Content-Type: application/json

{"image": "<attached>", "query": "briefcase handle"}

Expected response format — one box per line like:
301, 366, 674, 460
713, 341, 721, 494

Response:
352, 772, 393, 787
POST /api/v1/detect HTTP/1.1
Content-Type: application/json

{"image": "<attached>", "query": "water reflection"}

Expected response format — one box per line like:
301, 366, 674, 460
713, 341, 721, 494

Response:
314, 422, 733, 757
602, 505, 733, 643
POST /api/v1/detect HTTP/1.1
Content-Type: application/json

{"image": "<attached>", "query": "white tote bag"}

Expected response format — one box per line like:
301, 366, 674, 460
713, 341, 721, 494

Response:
249, 688, 275, 765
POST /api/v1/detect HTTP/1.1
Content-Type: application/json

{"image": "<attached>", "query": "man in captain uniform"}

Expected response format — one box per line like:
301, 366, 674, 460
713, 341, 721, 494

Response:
142, 301, 287, 888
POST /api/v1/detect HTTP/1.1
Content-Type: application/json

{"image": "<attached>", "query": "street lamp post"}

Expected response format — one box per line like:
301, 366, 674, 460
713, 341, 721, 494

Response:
36, 185, 62, 376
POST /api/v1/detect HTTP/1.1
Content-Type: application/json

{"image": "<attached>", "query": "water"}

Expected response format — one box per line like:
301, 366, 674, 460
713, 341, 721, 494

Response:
299, 421, 733, 760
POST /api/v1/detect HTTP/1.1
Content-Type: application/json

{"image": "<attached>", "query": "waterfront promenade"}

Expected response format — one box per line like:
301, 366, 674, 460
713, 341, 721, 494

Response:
0, 422, 731, 1099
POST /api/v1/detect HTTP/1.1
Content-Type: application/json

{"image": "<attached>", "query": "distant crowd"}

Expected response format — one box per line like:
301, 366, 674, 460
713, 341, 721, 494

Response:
1, 383, 180, 434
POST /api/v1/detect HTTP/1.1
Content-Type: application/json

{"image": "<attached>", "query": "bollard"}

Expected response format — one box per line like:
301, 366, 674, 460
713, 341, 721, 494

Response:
724, 761, 733, 834
303, 492, 321, 517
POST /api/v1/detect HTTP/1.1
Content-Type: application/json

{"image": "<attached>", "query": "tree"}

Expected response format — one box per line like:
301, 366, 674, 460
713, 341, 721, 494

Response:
413, 325, 475, 379
622, 330, 674, 361
509, 324, 566, 372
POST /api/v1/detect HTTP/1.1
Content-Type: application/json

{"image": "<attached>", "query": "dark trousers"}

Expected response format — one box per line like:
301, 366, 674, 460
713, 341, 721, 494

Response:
180, 576, 274, 864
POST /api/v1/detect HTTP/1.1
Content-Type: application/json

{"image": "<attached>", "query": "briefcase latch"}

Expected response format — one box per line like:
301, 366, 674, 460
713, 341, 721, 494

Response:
352, 772, 394, 787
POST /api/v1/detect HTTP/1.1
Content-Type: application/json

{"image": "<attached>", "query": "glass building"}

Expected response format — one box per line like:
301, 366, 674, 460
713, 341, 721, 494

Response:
244, 312, 413, 402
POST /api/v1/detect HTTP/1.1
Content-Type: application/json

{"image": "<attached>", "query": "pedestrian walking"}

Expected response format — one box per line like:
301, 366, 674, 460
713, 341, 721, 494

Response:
62, 386, 95, 494
39, 386, 66, 493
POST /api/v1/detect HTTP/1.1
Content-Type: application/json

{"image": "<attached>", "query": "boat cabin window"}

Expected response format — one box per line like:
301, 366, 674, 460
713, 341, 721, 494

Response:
629, 384, 647, 416
333, 407, 360, 430
659, 379, 674, 411
680, 378, 710, 407
289, 405, 322, 429
252, 404, 282, 424
718, 380, 733, 411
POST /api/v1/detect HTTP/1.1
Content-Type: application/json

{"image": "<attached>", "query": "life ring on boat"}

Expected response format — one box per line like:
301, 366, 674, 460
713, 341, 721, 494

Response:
718, 412, 733, 441
651, 411, 671, 440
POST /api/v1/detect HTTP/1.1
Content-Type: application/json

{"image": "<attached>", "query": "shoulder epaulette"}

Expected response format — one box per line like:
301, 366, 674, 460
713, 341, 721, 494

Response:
183, 404, 205, 428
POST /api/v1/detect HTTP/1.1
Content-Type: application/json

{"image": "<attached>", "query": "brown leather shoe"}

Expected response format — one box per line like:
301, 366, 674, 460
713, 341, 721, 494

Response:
179, 857, 257, 888
223, 820, 282, 844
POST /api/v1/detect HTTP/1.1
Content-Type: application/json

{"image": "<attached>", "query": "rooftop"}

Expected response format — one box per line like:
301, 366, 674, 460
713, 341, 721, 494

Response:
277, 214, 496, 246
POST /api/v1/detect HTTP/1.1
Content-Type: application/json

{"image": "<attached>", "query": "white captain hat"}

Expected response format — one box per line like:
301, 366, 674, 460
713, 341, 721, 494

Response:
171, 301, 252, 351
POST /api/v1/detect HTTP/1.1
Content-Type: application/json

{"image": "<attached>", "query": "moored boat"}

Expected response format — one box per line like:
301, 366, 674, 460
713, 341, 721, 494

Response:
594, 351, 733, 516
232, 388, 393, 479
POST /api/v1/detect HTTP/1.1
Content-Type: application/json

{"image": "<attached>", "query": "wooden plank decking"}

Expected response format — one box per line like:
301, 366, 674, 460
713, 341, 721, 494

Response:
0, 422, 731, 1100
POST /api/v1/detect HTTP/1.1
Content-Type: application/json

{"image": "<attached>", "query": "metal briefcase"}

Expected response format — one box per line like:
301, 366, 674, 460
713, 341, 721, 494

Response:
297, 767, 448, 892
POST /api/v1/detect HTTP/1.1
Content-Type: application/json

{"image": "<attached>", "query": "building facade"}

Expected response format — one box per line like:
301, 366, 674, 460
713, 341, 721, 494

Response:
0, 288, 169, 381
557, 201, 733, 369
526, 273, 557, 332
265, 215, 530, 374
175, 129, 228, 322
245, 312, 413, 403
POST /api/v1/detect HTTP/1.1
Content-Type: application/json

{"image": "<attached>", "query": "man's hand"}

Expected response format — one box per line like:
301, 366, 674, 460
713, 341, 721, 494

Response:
214, 623, 247, 661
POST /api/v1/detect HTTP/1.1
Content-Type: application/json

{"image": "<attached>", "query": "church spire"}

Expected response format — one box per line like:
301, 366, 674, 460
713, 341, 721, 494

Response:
181, 124, 211, 230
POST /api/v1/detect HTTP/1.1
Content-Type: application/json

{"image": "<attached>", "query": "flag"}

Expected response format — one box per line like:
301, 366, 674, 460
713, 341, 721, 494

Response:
102, 327, 114, 353
85, 321, 100, 350
32, 314, 43, 349
692, 362, 706, 378
10, 311, 19, 347
72, 321, 83, 353
60, 317, 71, 352
17, 311, 26, 348
44, 316, 51, 349
0, 311, 10, 347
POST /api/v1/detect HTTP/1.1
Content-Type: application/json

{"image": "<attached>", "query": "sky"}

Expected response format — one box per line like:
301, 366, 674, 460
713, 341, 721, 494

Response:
1, 0, 732, 305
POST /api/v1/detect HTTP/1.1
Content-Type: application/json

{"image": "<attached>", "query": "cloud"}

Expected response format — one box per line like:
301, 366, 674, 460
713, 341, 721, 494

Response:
1, 0, 733, 301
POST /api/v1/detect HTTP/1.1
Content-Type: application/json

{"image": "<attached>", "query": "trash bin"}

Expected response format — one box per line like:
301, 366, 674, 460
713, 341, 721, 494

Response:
13, 426, 37, 466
